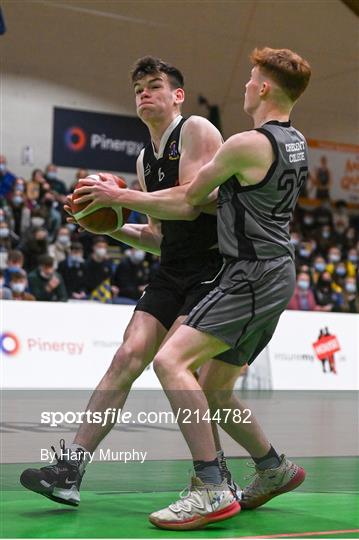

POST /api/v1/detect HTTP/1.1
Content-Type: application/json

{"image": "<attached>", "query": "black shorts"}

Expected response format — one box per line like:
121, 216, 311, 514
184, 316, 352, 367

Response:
135, 252, 224, 330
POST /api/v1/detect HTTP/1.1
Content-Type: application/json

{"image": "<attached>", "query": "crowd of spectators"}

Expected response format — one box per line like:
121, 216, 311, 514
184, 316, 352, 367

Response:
0, 155, 158, 304
0, 154, 358, 312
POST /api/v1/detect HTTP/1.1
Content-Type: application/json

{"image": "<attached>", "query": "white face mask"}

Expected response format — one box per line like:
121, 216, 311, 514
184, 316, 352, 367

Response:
129, 249, 145, 264
95, 247, 107, 258
0, 228, 9, 238
31, 217, 45, 228
58, 235, 71, 246
11, 282, 26, 293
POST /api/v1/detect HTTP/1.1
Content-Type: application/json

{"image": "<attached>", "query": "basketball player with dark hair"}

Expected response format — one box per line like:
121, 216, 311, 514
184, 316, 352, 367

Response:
141, 47, 311, 529
20, 56, 241, 511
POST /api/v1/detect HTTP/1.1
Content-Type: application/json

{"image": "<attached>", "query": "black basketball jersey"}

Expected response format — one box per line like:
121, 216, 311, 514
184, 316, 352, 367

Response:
142, 116, 219, 266
217, 120, 308, 260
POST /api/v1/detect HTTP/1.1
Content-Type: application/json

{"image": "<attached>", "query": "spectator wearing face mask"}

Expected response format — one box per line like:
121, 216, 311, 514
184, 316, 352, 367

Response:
345, 248, 358, 278
312, 255, 327, 284
7, 189, 31, 236
45, 164, 68, 200
287, 272, 318, 311
49, 226, 72, 267
27, 169, 51, 204
9, 270, 35, 301
0, 268, 12, 299
39, 192, 62, 242
83, 238, 113, 296
0, 155, 16, 198
58, 242, 86, 300
300, 211, 316, 235
4, 250, 25, 287
0, 220, 19, 254
19, 226, 49, 272
28, 255, 67, 302
314, 271, 343, 312
340, 277, 359, 313
332, 261, 347, 291
326, 246, 342, 271
296, 240, 315, 268
112, 248, 149, 304
315, 225, 335, 254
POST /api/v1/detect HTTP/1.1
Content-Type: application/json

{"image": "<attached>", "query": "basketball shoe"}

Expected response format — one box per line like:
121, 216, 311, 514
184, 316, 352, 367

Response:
241, 454, 306, 509
149, 476, 241, 530
217, 451, 242, 501
20, 439, 85, 507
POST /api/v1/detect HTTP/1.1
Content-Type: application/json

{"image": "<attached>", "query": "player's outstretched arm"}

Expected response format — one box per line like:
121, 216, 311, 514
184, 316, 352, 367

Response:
72, 118, 222, 221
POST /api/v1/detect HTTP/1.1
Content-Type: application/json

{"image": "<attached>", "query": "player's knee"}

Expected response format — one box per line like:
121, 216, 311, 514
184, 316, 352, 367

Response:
109, 344, 147, 385
153, 351, 173, 380
201, 381, 232, 409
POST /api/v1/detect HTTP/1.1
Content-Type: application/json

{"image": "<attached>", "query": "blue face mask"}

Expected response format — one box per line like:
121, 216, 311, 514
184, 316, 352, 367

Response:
298, 280, 310, 290
47, 172, 57, 180
348, 255, 358, 264
346, 283, 356, 294
315, 263, 326, 272
336, 267, 346, 276
300, 249, 310, 258
0, 163, 6, 173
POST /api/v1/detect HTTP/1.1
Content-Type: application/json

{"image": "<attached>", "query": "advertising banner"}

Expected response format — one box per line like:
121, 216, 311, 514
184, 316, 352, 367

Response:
52, 107, 149, 172
1, 301, 161, 389
268, 310, 359, 390
308, 139, 359, 203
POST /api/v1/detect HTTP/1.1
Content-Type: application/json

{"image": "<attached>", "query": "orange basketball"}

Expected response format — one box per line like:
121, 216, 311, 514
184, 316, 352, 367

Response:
71, 174, 130, 234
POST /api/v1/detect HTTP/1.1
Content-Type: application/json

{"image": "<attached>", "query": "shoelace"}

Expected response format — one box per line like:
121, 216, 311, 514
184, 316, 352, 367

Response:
50, 439, 67, 464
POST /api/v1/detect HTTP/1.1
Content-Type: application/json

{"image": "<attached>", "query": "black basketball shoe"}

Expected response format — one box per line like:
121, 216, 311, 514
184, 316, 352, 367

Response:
218, 451, 242, 501
20, 439, 85, 507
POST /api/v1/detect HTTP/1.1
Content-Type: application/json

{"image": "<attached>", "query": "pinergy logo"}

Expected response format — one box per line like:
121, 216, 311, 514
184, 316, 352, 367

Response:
65, 126, 87, 152
0, 332, 20, 356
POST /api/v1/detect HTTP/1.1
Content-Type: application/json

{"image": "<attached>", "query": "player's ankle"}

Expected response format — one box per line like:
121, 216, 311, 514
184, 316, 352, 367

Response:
252, 445, 281, 470
193, 458, 223, 485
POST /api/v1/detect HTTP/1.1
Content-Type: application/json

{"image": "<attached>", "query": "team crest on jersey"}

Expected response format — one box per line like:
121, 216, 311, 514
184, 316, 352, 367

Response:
144, 163, 151, 176
168, 140, 180, 161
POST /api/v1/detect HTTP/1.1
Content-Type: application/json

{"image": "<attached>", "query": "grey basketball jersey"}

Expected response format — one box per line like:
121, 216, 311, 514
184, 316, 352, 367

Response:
217, 120, 308, 260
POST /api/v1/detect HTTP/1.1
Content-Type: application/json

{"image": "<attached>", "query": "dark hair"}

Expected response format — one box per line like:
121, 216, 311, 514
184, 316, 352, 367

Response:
250, 47, 311, 102
131, 56, 184, 89
38, 255, 54, 267
10, 270, 26, 281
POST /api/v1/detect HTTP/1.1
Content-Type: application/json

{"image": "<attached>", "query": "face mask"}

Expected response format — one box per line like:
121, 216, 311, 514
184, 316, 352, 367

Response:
335, 267, 346, 276
12, 196, 23, 206
0, 163, 6, 173
0, 228, 9, 238
304, 217, 314, 225
47, 172, 57, 180
345, 283, 356, 294
129, 250, 145, 264
58, 235, 70, 246
11, 282, 26, 293
40, 271, 53, 280
299, 249, 310, 258
315, 262, 326, 272
71, 255, 83, 264
95, 247, 107, 258
322, 231, 330, 239
290, 237, 299, 246
348, 255, 358, 264
8, 265, 20, 273
31, 217, 45, 228
329, 254, 340, 263
67, 223, 77, 232
298, 280, 309, 290
15, 184, 25, 193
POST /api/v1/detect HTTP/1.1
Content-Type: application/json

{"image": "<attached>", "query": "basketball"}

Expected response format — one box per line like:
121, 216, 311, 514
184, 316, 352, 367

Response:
71, 174, 130, 234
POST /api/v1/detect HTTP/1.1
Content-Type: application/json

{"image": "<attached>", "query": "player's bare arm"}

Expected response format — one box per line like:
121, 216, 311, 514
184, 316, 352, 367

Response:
186, 130, 274, 206
72, 117, 222, 221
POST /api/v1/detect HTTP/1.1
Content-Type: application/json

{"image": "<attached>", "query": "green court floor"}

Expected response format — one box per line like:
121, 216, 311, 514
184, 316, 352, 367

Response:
1, 457, 359, 539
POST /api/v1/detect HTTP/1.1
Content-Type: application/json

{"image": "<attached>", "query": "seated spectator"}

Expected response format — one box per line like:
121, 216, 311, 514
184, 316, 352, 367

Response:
340, 277, 359, 313
0, 268, 12, 299
346, 248, 358, 277
326, 246, 342, 267
45, 164, 68, 201
314, 225, 335, 254
314, 271, 343, 312
332, 261, 347, 290
9, 270, 35, 301
49, 226, 72, 267
312, 255, 327, 284
0, 155, 16, 198
343, 227, 357, 252
20, 226, 49, 272
58, 242, 86, 300
0, 220, 18, 252
83, 237, 113, 297
7, 188, 31, 236
296, 240, 315, 267
4, 250, 25, 287
27, 169, 51, 204
300, 211, 316, 236
287, 272, 318, 311
332, 200, 349, 236
39, 192, 62, 242
28, 255, 67, 302
112, 248, 149, 304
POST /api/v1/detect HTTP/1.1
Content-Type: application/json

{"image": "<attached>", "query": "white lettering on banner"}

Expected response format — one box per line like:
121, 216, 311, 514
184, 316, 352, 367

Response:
27, 338, 84, 355
90, 134, 144, 156
314, 338, 339, 356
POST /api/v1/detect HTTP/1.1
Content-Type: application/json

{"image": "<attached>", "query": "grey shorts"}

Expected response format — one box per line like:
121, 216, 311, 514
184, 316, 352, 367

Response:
184, 255, 295, 366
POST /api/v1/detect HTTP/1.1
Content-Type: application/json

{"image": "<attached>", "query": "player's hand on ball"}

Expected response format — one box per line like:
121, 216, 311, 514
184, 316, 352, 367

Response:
73, 173, 125, 211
